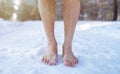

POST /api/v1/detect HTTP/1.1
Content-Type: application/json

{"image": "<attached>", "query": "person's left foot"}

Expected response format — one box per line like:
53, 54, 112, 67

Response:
62, 45, 78, 67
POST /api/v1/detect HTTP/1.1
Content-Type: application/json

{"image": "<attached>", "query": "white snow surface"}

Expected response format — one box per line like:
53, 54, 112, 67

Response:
0, 19, 120, 74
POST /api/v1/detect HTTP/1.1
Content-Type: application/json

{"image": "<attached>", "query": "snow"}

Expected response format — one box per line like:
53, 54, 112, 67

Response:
0, 19, 120, 74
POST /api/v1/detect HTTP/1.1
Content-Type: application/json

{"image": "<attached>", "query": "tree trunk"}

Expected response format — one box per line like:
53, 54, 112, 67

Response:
118, 0, 120, 20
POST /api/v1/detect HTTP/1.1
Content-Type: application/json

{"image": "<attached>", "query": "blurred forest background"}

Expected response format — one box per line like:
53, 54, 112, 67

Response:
0, 0, 120, 21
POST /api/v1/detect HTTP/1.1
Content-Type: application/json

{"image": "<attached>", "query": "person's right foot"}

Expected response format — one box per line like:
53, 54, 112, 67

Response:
42, 42, 58, 66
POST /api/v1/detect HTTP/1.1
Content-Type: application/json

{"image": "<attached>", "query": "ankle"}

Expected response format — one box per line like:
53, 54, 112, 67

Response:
47, 41, 57, 50
63, 43, 72, 50
48, 40, 57, 46
62, 44, 73, 55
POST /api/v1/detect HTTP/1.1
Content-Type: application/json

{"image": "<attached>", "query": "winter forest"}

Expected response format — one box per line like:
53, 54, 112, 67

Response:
0, 0, 120, 21
0, 0, 120, 74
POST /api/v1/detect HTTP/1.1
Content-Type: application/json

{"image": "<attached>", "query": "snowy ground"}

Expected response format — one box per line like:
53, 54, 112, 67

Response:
0, 19, 120, 74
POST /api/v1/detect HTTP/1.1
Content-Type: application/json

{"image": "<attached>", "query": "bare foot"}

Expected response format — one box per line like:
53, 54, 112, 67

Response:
62, 45, 78, 67
42, 42, 58, 66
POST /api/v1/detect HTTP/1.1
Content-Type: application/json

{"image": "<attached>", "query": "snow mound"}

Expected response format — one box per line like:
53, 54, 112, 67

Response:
0, 20, 120, 74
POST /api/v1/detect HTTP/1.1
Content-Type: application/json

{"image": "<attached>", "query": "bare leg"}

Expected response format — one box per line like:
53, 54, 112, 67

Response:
38, 0, 58, 66
63, 0, 80, 67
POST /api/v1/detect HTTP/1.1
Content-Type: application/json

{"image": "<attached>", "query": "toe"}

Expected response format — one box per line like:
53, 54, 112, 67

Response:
44, 59, 48, 64
73, 59, 78, 65
76, 59, 79, 64
42, 56, 46, 63
46, 59, 49, 64
64, 60, 72, 66
49, 59, 57, 66
50, 61, 56, 66
72, 61, 75, 66
42, 57, 44, 62
72, 60, 77, 67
